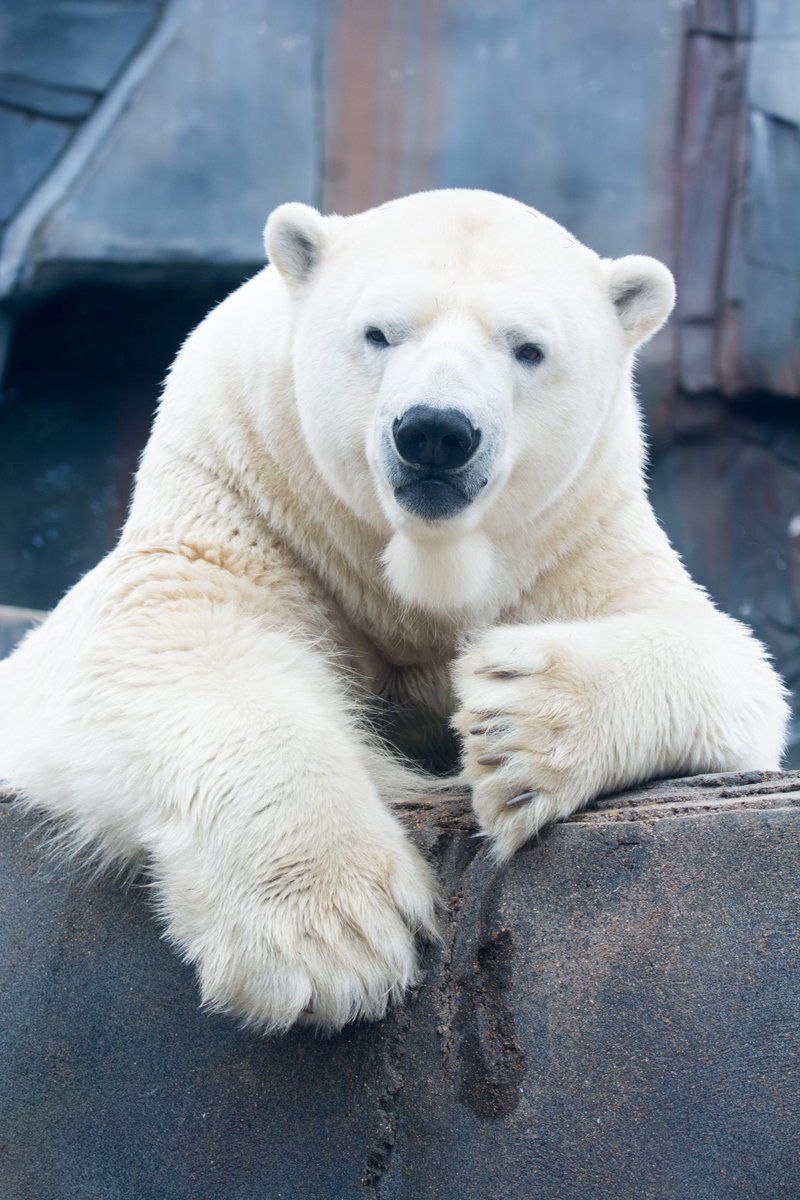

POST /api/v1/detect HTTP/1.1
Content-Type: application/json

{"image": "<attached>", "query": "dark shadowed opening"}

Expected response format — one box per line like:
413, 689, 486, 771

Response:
0, 283, 235, 610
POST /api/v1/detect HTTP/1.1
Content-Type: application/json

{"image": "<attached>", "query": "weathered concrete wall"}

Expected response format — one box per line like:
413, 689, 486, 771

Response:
2, 773, 798, 1199
674, 0, 800, 399
0, 0, 163, 229
1, 0, 683, 296
3, 1, 799, 399
0, 0, 679, 420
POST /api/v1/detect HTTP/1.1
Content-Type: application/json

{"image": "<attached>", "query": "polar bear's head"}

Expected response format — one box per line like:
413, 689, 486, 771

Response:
264, 190, 674, 612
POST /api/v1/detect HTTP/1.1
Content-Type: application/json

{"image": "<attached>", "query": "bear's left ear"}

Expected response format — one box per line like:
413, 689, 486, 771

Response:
264, 202, 327, 285
606, 255, 676, 347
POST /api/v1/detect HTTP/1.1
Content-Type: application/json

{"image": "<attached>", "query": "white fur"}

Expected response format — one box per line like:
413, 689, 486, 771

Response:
0, 189, 789, 1031
382, 529, 497, 613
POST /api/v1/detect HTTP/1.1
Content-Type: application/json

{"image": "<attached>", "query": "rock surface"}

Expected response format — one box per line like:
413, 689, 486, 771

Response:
2, 0, 799, 402
1, 772, 798, 1200
675, 0, 800, 398
0, 0, 162, 246
1, 0, 681, 290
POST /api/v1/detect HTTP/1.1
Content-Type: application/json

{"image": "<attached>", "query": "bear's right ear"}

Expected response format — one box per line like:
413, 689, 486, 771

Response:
264, 203, 326, 285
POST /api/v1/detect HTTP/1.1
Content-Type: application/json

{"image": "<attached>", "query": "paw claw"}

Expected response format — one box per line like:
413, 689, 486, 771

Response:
477, 752, 512, 767
505, 790, 538, 808
475, 664, 522, 678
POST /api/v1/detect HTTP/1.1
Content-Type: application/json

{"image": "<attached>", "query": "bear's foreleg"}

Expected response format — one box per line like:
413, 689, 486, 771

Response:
452, 609, 788, 862
142, 627, 439, 1032
1, 586, 438, 1032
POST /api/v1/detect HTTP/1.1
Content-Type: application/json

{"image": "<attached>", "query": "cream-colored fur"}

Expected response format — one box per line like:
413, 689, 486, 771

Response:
0, 190, 788, 1031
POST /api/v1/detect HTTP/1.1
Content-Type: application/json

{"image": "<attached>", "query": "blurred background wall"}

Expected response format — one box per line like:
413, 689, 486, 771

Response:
0, 0, 798, 763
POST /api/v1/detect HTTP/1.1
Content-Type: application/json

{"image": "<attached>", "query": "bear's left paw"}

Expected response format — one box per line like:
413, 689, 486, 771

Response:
452, 624, 607, 861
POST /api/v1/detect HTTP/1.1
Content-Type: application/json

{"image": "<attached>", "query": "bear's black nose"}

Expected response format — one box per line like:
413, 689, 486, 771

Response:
392, 406, 481, 470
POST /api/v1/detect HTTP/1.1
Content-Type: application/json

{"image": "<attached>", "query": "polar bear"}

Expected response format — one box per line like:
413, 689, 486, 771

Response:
0, 189, 788, 1032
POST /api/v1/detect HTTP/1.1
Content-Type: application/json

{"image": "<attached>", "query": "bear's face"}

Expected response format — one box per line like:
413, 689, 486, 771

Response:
265, 191, 674, 610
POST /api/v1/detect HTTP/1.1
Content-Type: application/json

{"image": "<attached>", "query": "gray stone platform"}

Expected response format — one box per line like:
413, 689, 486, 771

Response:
1, 772, 798, 1199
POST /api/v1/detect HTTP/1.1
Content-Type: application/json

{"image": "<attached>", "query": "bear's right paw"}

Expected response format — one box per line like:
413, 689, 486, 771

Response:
182, 830, 440, 1035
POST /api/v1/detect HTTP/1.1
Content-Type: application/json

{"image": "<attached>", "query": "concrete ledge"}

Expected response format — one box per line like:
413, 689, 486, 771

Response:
1, 770, 798, 1199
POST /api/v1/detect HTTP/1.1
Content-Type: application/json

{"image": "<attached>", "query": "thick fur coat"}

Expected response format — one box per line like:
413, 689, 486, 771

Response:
0, 190, 788, 1031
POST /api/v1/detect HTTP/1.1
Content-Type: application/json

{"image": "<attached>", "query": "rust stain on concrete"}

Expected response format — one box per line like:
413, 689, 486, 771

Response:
324, 0, 444, 214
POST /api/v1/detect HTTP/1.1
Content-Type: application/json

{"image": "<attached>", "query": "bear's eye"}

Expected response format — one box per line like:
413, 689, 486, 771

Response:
515, 343, 544, 366
365, 327, 390, 348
